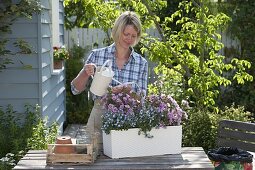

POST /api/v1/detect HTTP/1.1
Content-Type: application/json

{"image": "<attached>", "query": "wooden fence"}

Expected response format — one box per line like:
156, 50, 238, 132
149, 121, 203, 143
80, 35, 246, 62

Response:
64, 28, 238, 52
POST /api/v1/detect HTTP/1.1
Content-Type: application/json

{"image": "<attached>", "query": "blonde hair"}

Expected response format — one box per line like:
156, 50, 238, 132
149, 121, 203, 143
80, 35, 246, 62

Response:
112, 11, 142, 46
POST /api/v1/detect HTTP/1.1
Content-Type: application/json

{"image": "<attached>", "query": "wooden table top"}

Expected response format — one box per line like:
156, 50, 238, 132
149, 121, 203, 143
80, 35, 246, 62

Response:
14, 147, 214, 170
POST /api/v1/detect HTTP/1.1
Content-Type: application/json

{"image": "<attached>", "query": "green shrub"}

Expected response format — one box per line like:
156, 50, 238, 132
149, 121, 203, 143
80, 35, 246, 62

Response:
182, 108, 213, 150
0, 151, 24, 170
0, 104, 35, 157
27, 117, 58, 150
0, 104, 58, 169
182, 104, 253, 151
66, 45, 94, 124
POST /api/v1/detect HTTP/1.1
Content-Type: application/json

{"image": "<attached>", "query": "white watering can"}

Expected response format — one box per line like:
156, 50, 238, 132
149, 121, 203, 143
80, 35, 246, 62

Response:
90, 60, 115, 96
90, 59, 140, 96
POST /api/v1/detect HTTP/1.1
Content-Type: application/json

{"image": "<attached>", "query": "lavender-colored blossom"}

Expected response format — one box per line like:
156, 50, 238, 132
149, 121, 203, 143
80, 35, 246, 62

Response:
123, 96, 128, 103
167, 110, 174, 125
108, 104, 118, 113
158, 102, 167, 112
127, 108, 133, 115
167, 95, 179, 108
112, 94, 117, 101
119, 104, 124, 111
116, 98, 122, 104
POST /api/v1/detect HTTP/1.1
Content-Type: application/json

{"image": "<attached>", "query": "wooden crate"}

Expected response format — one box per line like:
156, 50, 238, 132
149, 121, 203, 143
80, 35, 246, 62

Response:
46, 136, 98, 165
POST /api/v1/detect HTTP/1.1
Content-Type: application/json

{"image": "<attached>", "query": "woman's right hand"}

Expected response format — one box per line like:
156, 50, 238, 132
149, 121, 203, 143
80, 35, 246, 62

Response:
84, 63, 96, 76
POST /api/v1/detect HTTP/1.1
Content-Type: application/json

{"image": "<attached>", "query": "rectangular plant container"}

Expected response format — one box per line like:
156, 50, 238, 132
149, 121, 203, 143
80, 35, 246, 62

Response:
103, 125, 182, 159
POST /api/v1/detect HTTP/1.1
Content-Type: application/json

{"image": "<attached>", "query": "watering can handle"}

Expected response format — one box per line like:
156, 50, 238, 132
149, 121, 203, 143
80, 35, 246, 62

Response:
100, 59, 112, 73
88, 60, 112, 79
89, 63, 97, 69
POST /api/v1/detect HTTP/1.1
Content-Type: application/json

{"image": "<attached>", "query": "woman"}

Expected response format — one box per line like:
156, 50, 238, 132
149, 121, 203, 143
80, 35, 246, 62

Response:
71, 11, 148, 142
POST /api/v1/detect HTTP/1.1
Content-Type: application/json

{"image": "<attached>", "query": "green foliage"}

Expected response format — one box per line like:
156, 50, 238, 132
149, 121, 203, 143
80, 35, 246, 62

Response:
0, 151, 24, 170
215, 1, 255, 116
0, 0, 41, 71
144, 0, 253, 111
63, 0, 164, 36
27, 118, 58, 150
182, 104, 253, 151
64, 0, 120, 33
66, 44, 94, 124
0, 104, 58, 169
0, 104, 34, 157
69, 44, 89, 60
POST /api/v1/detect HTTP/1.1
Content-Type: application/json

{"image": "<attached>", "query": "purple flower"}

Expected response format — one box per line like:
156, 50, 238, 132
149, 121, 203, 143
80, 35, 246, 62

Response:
167, 110, 174, 124
112, 94, 117, 101
158, 102, 167, 112
108, 104, 118, 113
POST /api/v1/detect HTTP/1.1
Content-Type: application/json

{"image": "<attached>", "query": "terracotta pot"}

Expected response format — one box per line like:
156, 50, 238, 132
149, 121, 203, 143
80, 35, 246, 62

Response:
54, 136, 75, 154
54, 60, 63, 69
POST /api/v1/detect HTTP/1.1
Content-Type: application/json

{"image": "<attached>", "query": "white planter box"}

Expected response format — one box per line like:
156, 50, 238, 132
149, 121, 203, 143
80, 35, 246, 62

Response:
103, 125, 182, 158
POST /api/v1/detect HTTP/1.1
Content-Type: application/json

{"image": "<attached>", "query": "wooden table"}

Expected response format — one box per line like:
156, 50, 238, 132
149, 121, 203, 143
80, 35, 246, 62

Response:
13, 147, 214, 170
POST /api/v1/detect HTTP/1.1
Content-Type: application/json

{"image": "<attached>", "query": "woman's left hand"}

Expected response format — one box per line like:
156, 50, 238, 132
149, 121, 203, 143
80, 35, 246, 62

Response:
111, 84, 132, 93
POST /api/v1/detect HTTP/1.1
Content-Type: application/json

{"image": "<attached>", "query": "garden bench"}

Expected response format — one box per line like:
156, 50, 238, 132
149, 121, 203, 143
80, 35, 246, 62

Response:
217, 119, 255, 152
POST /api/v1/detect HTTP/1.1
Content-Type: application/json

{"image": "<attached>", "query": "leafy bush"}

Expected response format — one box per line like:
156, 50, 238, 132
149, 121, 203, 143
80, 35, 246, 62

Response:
0, 104, 35, 157
66, 44, 94, 124
0, 151, 24, 170
0, 104, 58, 169
27, 117, 58, 150
182, 104, 253, 151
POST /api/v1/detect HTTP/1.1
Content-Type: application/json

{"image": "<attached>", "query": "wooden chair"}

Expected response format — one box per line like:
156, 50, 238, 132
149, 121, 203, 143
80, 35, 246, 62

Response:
217, 119, 255, 152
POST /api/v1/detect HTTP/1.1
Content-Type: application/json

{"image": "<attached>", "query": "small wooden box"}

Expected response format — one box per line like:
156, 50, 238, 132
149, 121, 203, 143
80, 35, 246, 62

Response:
46, 137, 98, 165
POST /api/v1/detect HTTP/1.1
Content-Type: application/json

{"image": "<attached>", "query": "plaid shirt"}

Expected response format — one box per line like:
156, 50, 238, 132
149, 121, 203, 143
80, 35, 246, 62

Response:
85, 43, 148, 95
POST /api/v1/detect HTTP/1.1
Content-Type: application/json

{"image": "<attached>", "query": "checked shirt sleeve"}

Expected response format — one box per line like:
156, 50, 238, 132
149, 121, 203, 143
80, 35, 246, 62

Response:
139, 60, 148, 95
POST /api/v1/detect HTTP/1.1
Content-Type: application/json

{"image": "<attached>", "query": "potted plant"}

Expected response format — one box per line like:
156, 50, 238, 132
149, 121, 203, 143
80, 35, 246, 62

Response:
53, 46, 70, 69
101, 86, 188, 158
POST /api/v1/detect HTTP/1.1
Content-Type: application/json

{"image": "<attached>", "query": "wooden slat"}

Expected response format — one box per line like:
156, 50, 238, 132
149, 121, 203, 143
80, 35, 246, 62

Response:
219, 128, 255, 142
218, 138, 255, 152
14, 147, 214, 170
219, 120, 255, 132
47, 153, 93, 163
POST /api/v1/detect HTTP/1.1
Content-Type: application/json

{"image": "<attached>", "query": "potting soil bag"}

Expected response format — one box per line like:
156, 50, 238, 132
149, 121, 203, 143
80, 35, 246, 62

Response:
208, 147, 253, 170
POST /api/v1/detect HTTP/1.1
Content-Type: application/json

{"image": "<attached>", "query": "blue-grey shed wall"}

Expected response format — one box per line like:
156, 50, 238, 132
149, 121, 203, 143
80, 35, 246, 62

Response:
0, 0, 66, 134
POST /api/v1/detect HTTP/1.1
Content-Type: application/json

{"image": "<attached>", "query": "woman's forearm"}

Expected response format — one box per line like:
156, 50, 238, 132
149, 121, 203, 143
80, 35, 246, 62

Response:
71, 68, 90, 94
